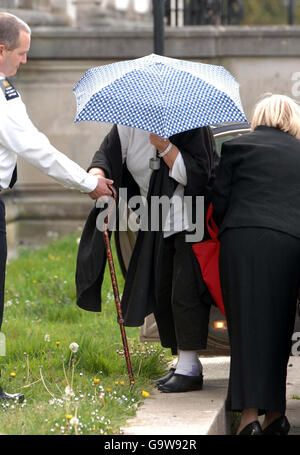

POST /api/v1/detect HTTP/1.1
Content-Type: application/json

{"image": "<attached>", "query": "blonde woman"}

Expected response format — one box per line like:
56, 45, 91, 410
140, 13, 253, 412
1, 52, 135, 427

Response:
212, 94, 300, 435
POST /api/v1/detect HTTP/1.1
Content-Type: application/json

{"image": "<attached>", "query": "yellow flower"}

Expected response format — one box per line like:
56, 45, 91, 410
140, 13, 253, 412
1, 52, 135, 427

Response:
106, 388, 111, 392
56, 341, 60, 346
114, 381, 119, 385
32, 280, 37, 284
120, 381, 125, 386
142, 390, 150, 398
93, 378, 100, 384
10, 372, 16, 378
65, 414, 72, 420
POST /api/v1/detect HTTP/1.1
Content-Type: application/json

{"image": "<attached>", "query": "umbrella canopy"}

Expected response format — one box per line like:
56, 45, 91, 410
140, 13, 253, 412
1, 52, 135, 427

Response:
73, 53, 247, 138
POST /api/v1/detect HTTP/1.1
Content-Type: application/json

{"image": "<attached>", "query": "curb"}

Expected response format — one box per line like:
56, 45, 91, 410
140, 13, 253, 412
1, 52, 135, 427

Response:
121, 356, 230, 435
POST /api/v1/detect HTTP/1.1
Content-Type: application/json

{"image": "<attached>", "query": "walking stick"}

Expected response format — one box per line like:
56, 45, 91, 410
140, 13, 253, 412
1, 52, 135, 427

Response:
102, 186, 135, 386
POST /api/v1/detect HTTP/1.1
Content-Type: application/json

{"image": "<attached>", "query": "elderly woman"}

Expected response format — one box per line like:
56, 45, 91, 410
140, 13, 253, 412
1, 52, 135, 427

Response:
76, 124, 218, 392
212, 94, 300, 435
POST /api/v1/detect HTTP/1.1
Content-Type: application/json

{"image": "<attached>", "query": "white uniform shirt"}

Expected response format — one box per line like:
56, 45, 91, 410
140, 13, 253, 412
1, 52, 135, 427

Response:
117, 125, 190, 236
0, 74, 97, 193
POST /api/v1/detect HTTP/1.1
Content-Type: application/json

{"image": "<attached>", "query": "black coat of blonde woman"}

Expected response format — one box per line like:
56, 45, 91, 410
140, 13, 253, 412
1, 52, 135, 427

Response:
212, 94, 300, 435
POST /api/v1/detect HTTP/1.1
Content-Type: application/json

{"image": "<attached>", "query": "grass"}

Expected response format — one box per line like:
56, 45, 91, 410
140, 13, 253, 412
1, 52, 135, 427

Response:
0, 233, 170, 435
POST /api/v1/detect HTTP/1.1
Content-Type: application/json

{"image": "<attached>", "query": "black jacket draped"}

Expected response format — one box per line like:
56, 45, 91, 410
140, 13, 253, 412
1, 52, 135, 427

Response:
76, 125, 218, 342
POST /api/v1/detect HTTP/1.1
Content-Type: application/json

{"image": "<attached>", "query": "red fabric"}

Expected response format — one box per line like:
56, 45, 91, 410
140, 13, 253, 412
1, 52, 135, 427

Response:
192, 203, 225, 315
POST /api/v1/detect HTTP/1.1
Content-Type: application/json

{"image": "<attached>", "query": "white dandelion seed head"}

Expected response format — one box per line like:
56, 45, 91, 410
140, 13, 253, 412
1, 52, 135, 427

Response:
69, 342, 79, 353
64, 386, 75, 397
70, 416, 79, 426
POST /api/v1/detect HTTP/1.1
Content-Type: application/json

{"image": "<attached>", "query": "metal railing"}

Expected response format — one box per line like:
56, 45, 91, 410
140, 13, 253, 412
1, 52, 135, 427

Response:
164, 0, 245, 26
164, 0, 298, 26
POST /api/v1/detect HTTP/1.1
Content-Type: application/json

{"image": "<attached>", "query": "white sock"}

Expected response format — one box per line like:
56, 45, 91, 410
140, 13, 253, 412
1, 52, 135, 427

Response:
175, 350, 203, 376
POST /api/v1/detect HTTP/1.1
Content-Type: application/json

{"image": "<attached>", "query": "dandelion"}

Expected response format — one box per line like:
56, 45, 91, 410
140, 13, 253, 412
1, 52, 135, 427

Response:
65, 414, 72, 420
93, 378, 100, 384
69, 416, 79, 428
120, 381, 125, 386
114, 381, 119, 385
69, 342, 79, 353
32, 280, 37, 284
56, 341, 61, 347
142, 391, 150, 398
10, 372, 16, 378
64, 386, 75, 398
106, 388, 111, 392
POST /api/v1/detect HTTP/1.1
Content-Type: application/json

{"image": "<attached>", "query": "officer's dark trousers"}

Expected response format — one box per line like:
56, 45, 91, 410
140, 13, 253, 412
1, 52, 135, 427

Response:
155, 231, 211, 352
220, 227, 300, 414
0, 198, 7, 331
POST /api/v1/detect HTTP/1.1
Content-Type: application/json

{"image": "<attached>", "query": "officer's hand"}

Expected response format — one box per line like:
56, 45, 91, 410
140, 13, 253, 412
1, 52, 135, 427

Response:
88, 175, 114, 200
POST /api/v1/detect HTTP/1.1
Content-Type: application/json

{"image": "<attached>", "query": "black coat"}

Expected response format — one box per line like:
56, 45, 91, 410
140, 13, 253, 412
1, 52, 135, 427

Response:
76, 125, 218, 348
213, 125, 300, 237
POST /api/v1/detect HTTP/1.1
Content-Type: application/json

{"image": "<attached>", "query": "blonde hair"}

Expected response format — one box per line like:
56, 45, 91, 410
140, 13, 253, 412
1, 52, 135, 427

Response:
251, 94, 300, 139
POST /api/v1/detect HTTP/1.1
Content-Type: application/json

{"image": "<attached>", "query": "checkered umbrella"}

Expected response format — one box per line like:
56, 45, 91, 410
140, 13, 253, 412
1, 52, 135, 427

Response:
73, 53, 247, 138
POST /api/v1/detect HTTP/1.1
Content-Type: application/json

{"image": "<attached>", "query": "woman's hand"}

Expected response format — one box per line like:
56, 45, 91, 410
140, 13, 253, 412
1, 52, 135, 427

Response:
89, 167, 106, 178
149, 133, 179, 171
149, 133, 171, 155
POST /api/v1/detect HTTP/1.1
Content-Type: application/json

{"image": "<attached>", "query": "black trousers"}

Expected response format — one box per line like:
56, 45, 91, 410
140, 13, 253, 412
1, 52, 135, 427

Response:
154, 231, 211, 352
0, 198, 6, 331
220, 227, 300, 414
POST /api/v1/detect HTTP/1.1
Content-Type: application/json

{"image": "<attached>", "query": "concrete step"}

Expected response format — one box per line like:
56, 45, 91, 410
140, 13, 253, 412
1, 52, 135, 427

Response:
121, 356, 230, 436
121, 355, 300, 436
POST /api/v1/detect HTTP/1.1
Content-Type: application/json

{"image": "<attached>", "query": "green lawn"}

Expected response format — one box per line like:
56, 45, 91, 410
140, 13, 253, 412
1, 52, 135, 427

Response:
0, 234, 170, 435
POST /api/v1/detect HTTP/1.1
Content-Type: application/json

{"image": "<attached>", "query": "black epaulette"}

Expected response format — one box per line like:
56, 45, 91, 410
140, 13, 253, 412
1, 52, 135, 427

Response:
0, 78, 19, 101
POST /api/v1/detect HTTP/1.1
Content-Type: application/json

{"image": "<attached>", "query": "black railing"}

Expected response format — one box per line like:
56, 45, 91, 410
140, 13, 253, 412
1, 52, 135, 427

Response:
164, 0, 296, 26
164, 0, 245, 26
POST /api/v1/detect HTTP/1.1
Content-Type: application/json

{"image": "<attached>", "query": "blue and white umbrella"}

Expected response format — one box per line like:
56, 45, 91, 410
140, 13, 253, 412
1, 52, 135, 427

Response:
73, 53, 247, 138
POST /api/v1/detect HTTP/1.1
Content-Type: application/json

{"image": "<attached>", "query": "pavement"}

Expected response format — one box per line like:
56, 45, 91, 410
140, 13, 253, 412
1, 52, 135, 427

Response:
121, 355, 300, 436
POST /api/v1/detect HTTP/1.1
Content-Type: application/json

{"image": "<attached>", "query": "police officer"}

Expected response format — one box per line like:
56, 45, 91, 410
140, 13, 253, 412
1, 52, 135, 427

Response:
0, 12, 113, 402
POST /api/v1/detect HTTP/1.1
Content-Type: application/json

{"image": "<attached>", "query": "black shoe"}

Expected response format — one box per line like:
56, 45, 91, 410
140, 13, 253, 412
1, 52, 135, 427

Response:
262, 416, 290, 435
155, 368, 176, 386
157, 373, 203, 393
238, 421, 262, 435
0, 389, 25, 403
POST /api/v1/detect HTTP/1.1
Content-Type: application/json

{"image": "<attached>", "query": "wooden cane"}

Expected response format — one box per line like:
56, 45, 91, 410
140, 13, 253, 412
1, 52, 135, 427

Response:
102, 187, 134, 386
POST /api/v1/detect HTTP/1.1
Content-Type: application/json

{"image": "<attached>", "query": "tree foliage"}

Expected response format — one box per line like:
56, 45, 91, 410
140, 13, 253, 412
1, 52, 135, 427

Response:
242, 0, 300, 25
